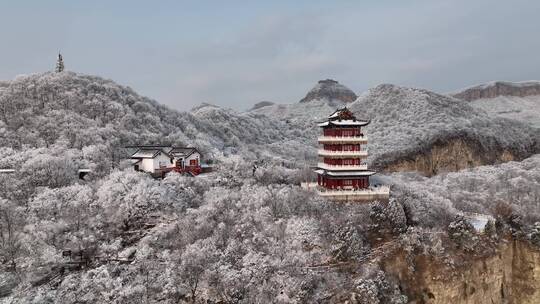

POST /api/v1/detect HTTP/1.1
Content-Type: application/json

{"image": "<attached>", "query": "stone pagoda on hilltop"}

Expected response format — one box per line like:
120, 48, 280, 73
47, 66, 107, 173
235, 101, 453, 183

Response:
304, 107, 389, 202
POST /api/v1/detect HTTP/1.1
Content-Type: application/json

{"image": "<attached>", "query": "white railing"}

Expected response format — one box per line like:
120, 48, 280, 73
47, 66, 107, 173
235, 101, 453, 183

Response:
318, 149, 368, 157
318, 135, 368, 143
317, 163, 368, 170
318, 185, 390, 197
301, 182, 390, 200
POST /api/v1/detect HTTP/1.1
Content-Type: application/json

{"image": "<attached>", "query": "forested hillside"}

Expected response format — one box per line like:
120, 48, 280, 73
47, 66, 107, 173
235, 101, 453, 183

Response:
351, 84, 539, 171
0, 72, 315, 175
1, 73, 540, 303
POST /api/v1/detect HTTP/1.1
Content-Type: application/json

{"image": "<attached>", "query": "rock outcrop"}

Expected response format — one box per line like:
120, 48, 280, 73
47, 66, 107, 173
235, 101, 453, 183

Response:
452, 81, 540, 101
384, 240, 540, 304
299, 79, 357, 103
380, 137, 523, 176
250, 101, 275, 110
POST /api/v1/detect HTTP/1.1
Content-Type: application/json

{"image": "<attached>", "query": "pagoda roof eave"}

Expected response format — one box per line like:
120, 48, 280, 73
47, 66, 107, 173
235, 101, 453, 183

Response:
317, 120, 370, 127
314, 169, 377, 177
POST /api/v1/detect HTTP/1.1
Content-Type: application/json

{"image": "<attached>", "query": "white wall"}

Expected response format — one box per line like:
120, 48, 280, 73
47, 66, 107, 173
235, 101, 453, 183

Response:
185, 152, 200, 166
137, 152, 173, 173
153, 153, 173, 172
139, 158, 155, 173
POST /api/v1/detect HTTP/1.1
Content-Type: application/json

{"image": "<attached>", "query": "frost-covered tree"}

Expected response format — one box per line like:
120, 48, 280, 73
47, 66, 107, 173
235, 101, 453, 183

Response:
0, 199, 23, 271
369, 199, 407, 235
448, 215, 477, 250
527, 222, 540, 246
353, 269, 407, 304
96, 170, 159, 231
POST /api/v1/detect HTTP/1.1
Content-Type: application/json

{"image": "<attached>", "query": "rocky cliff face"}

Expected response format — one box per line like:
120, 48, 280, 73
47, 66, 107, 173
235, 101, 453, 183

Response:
380, 137, 521, 176
452, 81, 540, 101
383, 240, 540, 304
299, 79, 357, 103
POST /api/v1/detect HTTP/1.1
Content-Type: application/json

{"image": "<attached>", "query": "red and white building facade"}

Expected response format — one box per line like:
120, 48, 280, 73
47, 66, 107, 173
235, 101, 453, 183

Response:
307, 108, 389, 201
130, 145, 202, 177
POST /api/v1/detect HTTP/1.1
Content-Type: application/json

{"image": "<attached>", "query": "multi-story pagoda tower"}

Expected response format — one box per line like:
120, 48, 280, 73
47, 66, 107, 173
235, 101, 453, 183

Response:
309, 107, 389, 201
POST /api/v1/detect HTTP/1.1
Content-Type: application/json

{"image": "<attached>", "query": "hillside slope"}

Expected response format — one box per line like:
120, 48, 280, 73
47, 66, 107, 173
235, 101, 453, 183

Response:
353, 84, 539, 174
0, 72, 315, 169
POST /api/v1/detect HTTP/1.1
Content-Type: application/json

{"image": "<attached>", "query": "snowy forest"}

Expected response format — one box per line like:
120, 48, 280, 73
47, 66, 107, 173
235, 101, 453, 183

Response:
1, 72, 540, 303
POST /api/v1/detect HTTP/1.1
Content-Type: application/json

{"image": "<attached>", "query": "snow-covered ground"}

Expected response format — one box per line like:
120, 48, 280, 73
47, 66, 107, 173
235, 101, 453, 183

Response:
471, 95, 540, 128
461, 212, 494, 232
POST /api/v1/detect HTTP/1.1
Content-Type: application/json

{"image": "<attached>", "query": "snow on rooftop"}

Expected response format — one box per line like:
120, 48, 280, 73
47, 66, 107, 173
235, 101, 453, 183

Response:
131, 149, 161, 159
170, 147, 198, 156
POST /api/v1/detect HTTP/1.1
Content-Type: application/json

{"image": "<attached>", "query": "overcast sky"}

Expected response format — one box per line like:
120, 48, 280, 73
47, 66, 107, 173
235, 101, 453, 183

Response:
1, 0, 540, 110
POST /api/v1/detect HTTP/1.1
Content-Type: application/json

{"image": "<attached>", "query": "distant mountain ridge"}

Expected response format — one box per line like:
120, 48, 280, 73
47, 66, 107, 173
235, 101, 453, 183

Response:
299, 79, 357, 103
452, 80, 540, 101
2, 73, 538, 175
451, 81, 540, 128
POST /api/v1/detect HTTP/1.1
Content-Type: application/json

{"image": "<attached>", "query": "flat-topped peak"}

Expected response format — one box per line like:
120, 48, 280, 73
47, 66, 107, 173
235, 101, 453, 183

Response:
452, 80, 540, 101
318, 79, 339, 84
300, 79, 357, 104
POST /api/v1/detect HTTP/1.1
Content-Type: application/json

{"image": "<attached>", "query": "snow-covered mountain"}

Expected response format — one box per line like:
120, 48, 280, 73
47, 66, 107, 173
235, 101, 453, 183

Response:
6, 73, 534, 176
452, 81, 540, 128
452, 80, 540, 101
353, 84, 538, 171
250, 82, 540, 174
